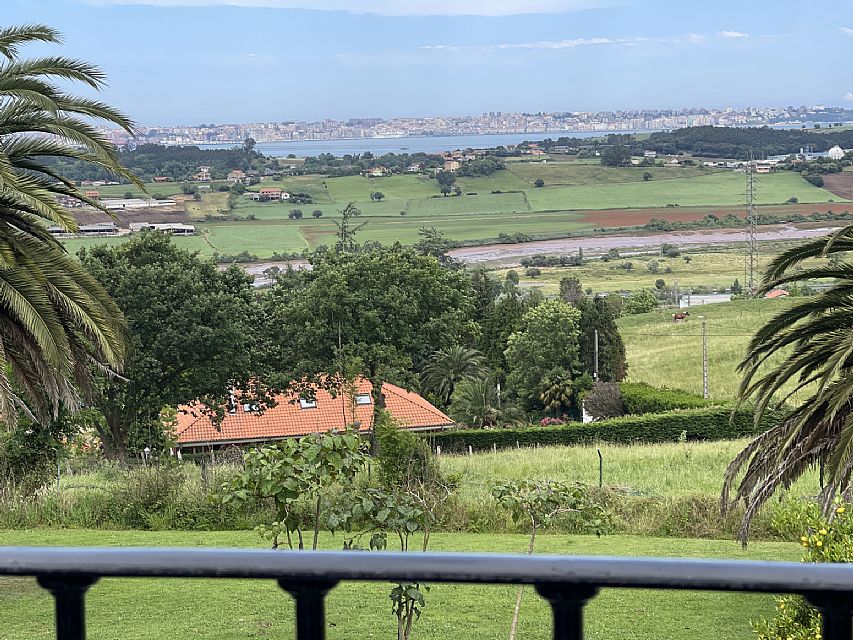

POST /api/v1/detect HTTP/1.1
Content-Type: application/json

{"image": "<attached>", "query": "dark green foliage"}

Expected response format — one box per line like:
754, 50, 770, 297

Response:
43, 143, 273, 183
600, 145, 632, 167
578, 297, 627, 382
0, 415, 77, 493
618, 382, 710, 414
374, 414, 439, 491
79, 232, 265, 457
427, 405, 778, 453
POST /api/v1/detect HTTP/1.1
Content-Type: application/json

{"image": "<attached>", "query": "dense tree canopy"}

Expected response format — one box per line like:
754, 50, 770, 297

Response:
505, 300, 581, 410
262, 246, 476, 422
79, 233, 265, 455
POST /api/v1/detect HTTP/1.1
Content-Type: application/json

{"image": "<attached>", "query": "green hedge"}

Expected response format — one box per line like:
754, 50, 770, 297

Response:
618, 382, 711, 415
425, 405, 780, 453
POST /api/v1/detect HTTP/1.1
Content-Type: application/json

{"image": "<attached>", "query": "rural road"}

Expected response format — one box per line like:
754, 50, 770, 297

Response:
448, 224, 845, 264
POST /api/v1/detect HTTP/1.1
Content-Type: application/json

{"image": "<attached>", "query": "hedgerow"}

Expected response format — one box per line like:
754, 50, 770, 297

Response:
618, 382, 711, 415
425, 405, 779, 454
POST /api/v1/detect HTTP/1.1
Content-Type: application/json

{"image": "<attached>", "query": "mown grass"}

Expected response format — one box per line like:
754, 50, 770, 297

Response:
0, 528, 796, 640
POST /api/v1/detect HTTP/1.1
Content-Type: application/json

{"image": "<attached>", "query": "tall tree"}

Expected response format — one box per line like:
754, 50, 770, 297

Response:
559, 277, 584, 306
723, 225, 853, 542
505, 300, 581, 410
333, 202, 366, 253
263, 246, 476, 429
0, 24, 139, 426
577, 297, 627, 382
79, 233, 264, 456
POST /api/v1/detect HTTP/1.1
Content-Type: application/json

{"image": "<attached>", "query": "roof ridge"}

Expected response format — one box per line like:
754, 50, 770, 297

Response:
383, 382, 453, 424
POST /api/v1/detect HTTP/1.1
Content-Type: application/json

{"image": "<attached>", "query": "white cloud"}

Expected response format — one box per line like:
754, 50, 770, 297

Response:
718, 30, 749, 39
846, 92, 853, 102
83, 0, 609, 16
421, 33, 720, 52
841, 27, 853, 37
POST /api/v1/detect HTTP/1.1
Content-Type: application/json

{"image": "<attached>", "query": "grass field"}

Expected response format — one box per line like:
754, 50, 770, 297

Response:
0, 529, 796, 640
619, 297, 801, 401
505, 250, 782, 295
62, 163, 849, 258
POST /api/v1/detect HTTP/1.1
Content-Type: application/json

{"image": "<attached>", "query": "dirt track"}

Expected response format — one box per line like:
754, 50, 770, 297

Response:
448, 223, 846, 264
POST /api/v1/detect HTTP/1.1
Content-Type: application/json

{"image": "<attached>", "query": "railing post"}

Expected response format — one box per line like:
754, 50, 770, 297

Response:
806, 593, 853, 640
535, 583, 598, 640
37, 576, 98, 640
278, 579, 338, 640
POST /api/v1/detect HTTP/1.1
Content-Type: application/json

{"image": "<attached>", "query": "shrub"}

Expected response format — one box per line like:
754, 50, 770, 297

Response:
754, 504, 853, 640
583, 382, 625, 420
618, 382, 710, 414
427, 405, 777, 453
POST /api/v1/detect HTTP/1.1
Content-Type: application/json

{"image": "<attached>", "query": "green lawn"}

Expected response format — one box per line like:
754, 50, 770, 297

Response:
0, 529, 796, 640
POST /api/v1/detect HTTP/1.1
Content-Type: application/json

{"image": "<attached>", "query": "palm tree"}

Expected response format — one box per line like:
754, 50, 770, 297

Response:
421, 345, 488, 408
0, 25, 138, 426
449, 376, 525, 429
722, 225, 853, 541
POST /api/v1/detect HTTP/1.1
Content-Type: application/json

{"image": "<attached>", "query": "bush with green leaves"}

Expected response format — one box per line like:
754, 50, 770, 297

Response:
492, 479, 611, 640
223, 429, 367, 549
753, 504, 853, 640
623, 289, 659, 315
618, 382, 711, 415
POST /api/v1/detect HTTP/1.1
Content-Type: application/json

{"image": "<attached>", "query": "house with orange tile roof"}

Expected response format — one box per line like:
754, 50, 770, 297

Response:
174, 378, 453, 453
765, 289, 790, 299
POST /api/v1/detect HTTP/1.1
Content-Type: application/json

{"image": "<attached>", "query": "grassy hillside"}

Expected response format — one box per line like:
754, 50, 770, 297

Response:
619, 297, 800, 401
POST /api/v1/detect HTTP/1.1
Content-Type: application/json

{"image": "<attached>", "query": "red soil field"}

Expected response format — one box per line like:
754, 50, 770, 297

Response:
823, 173, 853, 201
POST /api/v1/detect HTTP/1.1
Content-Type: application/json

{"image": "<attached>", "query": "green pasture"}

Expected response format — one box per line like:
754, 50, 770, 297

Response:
506, 162, 715, 186
0, 529, 795, 640
525, 171, 841, 211
442, 438, 776, 499
509, 250, 781, 295
619, 298, 801, 402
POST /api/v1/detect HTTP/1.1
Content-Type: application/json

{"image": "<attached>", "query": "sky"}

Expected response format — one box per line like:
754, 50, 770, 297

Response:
6, 0, 853, 125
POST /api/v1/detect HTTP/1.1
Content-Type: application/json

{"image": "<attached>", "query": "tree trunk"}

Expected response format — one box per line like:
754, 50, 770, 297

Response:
369, 372, 386, 455
98, 408, 129, 460
312, 495, 322, 550
508, 522, 538, 640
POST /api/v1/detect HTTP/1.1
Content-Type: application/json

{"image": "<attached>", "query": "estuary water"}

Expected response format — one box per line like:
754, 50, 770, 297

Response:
202, 131, 641, 157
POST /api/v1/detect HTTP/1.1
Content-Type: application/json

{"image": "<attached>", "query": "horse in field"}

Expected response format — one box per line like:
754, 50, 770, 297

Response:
672, 311, 690, 323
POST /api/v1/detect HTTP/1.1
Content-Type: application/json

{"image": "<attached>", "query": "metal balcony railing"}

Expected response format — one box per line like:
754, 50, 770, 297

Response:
2, 547, 853, 640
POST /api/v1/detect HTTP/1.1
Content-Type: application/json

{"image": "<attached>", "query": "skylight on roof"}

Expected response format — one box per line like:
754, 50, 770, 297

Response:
356, 394, 372, 405
299, 398, 317, 409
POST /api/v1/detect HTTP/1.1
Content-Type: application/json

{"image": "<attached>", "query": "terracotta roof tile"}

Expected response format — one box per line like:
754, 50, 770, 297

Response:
175, 379, 453, 446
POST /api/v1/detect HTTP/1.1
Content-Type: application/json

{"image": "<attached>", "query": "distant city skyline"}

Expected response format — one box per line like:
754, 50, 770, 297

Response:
6, 0, 853, 124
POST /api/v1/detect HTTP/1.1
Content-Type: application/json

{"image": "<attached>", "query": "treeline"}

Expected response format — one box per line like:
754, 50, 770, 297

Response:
41, 143, 278, 183
535, 127, 853, 160
7, 223, 627, 460
299, 151, 444, 176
